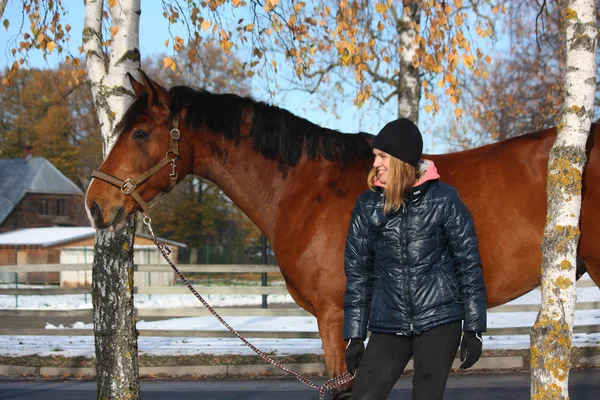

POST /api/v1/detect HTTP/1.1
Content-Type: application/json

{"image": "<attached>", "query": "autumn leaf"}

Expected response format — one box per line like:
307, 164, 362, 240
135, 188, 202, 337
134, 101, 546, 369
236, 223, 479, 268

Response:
47, 41, 57, 52
375, 3, 387, 14
164, 39, 169, 47
245, 24, 254, 31
201, 20, 211, 31
163, 57, 175, 70
109, 26, 119, 36
455, 108, 462, 118
3, 19, 9, 31
424, 105, 433, 113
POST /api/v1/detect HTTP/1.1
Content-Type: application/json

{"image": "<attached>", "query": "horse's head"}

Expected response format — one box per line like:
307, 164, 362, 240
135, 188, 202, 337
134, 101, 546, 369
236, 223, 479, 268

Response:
85, 71, 193, 231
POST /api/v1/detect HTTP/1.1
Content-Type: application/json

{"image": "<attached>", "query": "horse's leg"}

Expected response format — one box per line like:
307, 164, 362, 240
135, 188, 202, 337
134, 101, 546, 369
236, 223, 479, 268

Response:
315, 303, 353, 400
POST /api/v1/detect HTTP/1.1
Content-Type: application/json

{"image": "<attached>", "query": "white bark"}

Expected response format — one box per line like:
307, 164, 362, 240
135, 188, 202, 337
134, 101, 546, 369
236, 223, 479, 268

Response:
531, 0, 597, 398
0, 0, 9, 20
83, 1, 142, 399
397, 3, 420, 123
84, 0, 141, 156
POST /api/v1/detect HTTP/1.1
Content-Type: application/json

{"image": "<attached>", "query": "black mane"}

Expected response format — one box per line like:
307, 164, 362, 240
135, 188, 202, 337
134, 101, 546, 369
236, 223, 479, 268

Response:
119, 85, 374, 166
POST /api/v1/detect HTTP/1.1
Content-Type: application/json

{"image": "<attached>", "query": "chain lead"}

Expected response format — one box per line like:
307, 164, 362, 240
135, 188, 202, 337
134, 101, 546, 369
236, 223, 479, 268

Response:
143, 218, 355, 399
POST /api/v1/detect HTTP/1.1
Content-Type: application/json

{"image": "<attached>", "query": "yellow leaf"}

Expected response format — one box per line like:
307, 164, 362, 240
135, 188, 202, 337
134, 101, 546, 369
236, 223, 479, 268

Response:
201, 20, 211, 31
108, 0, 117, 7
219, 29, 228, 40
454, 0, 462, 8
232, 0, 241, 6
65, 24, 71, 32
47, 41, 56, 52
424, 105, 432, 113
267, 0, 279, 7
421, 81, 427, 88
485, 55, 492, 64
455, 108, 462, 118
492, 6, 499, 14
437, 79, 444, 88
109, 26, 119, 36
163, 57, 175, 70
375, 3, 387, 13
247, 70, 255, 77
245, 24, 254, 31
164, 39, 169, 47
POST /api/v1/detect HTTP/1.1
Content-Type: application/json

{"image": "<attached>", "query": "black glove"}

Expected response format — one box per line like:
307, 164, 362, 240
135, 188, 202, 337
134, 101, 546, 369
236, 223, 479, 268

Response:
460, 332, 483, 369
345, 338, 365, 375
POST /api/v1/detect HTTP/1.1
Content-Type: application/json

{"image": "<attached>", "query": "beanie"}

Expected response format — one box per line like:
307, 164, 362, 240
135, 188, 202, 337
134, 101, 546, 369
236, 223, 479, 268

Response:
373, 118, 423, 166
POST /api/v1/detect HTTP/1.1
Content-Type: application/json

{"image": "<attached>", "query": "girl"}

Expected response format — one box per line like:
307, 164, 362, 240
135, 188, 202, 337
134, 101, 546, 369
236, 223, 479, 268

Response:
343, 118, 487, 400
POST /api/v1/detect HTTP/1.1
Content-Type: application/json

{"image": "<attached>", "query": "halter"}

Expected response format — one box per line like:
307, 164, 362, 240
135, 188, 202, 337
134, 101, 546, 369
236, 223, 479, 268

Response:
91, 113, 181, 215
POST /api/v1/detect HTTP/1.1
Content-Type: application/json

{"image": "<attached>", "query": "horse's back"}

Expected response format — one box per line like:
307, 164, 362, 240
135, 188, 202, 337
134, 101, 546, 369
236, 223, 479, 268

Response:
427, 124, 600, 305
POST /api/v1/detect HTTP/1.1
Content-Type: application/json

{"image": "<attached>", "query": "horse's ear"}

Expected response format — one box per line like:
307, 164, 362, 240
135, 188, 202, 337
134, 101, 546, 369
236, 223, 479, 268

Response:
138, 69, 170, 109
127, 72, 146, 97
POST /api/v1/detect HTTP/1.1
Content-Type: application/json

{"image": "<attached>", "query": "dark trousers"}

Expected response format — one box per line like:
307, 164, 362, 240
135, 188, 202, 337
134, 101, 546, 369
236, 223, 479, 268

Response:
350, 321, 462, 400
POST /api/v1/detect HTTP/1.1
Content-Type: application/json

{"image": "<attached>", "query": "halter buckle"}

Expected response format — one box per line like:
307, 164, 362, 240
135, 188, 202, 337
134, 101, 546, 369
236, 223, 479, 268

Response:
121, 178, 137, 195
170, 128, 181, 140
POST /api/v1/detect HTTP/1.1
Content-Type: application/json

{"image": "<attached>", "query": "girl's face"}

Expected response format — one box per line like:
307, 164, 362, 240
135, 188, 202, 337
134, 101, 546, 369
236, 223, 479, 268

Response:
373, 148, 391, 184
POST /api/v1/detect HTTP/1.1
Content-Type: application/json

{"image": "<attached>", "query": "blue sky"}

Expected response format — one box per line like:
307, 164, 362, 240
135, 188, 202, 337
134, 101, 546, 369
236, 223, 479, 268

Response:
0, 1, 508, 154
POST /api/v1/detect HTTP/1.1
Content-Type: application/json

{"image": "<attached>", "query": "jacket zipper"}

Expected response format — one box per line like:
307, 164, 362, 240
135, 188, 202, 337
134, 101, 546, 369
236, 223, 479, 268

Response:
402, 204, 414, 334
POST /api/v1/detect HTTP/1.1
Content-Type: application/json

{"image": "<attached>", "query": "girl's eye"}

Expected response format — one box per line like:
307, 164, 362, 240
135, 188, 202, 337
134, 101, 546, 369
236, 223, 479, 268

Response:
133, 130, 149, 140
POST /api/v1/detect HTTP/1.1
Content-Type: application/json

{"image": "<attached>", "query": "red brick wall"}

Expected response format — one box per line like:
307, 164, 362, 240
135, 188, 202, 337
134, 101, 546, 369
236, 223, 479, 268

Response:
0, 193, 89, 232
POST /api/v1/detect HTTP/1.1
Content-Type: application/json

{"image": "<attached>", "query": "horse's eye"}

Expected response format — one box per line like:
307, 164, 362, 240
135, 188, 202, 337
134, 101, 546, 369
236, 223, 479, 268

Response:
133, 130, 149, 140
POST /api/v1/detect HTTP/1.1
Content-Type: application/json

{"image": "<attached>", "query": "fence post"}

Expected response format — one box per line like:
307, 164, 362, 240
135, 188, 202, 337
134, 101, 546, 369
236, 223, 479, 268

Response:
261, 233, 268, 309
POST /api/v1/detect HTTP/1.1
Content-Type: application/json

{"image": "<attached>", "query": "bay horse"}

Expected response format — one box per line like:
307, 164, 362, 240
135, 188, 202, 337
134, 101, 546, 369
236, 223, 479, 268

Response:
85, 71, 600, 399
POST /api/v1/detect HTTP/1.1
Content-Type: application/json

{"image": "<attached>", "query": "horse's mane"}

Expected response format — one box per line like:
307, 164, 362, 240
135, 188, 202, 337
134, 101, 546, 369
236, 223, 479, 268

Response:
119, 85, 374, 166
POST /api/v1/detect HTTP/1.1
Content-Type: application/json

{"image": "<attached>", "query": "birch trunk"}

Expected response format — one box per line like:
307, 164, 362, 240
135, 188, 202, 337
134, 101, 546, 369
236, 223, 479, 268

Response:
530, 1, 597, 398
83, 1, 142, 399
0, 0, 8, 20
397, 2, 421, 123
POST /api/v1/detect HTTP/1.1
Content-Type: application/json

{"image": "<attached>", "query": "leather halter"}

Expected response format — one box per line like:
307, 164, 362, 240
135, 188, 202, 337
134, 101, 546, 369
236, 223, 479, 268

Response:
91, 113, 181, 215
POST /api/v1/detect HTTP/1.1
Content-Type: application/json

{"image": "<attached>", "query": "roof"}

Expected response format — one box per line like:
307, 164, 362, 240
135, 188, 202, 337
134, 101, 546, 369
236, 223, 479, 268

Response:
0, 157, 83, 225
0, 227, 186, 248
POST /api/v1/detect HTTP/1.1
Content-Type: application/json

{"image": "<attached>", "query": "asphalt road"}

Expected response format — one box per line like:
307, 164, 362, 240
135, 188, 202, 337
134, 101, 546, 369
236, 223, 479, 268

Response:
0, 369, 598, 399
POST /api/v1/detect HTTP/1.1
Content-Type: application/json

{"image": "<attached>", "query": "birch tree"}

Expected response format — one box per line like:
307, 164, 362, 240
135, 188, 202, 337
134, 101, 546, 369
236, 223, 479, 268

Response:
530, 0, 597, 398
83, 1, 141, 399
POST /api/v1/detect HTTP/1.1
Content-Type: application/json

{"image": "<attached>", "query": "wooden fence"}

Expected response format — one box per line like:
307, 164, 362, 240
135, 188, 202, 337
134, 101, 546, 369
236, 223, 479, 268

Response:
1, 264, 599, 339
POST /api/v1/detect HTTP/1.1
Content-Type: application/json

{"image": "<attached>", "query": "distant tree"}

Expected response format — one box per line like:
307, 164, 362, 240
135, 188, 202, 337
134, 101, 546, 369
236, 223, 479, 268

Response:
0, 67, 101, 187
452, 0, 599, 149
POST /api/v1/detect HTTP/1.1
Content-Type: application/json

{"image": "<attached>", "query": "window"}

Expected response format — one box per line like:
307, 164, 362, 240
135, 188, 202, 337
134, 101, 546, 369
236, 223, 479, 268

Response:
39, 199, 49, 215
55, 199, 67, 216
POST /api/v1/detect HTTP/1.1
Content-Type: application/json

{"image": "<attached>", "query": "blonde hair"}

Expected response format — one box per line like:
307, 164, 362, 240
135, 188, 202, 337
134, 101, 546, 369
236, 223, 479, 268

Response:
368, 156, 419, 214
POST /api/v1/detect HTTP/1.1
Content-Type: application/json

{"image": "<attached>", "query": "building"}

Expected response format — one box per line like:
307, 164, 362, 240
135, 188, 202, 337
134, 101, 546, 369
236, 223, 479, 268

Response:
0, 227, 184, 286
0, 156, 89, 232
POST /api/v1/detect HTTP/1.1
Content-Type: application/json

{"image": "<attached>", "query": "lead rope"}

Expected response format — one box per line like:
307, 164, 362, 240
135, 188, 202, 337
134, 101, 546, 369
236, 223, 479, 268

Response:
143, 216, 354, 399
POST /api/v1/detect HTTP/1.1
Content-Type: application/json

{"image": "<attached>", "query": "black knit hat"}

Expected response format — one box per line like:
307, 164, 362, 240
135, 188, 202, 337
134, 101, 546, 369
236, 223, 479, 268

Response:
373, 118, 423, 166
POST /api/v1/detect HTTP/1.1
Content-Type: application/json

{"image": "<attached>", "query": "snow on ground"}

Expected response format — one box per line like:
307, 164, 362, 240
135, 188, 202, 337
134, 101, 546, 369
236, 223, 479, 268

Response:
0, 275, 598, 358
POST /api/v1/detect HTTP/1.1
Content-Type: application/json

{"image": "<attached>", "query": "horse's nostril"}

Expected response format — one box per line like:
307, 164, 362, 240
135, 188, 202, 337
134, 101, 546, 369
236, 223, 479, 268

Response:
90, 201, 102, 220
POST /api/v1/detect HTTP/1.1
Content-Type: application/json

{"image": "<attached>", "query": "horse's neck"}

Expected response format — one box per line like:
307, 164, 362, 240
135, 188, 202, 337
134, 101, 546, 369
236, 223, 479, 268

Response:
190, 139, 305, 237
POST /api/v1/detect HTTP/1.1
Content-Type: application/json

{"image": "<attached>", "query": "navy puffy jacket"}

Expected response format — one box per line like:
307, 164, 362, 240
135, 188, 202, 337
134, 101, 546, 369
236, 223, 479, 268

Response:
343, 178, 487, 340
